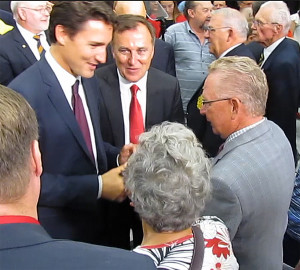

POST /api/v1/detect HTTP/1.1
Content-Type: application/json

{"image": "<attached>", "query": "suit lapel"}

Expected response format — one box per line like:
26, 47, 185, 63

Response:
145, 69, 160, 130
39, 59, 93, 161
101, 65, 125, 146
262, 38, 287, 70
13, 28, 37, 64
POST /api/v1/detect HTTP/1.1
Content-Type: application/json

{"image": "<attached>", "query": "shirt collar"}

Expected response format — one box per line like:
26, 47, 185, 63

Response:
45, 50, 80, 89
219, 43, 242, 59
117, 68, 148, 91
263, 37, 285, 62
16, 22, 44, 38
0, 215, 39, 225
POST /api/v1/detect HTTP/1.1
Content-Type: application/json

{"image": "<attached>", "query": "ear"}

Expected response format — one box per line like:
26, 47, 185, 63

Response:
31, 140, 42, 178
55, 24, 69, 45
187, 8, 194, 19
274, 24, 283, 35
230, 98, 240, 119
227, 28, 233, 42
17, 7, 27, 21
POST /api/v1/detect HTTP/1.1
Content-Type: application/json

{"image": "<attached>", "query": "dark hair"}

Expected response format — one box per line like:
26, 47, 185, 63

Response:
112, 14, 155, 45
183, 1, 198, 19
49, 1, 117, 44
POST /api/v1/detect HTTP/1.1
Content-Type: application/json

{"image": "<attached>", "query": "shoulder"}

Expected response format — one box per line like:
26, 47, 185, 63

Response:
148, 67, 178, 83
95, 64, 116, 80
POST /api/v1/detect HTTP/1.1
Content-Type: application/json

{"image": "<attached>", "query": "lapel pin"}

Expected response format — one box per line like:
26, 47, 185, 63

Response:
22, 44, 26, 48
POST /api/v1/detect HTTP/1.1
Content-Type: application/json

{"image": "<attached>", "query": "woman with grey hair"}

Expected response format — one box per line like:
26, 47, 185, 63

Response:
124, 121, 238, 269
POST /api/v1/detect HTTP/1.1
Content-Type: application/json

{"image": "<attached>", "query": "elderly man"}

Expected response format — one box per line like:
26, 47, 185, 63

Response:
187, 8, 255, 157
253, 1, 300, 165
0, 1, 51, 85
96, 14, 184, 250
200, 56, 295, 269
0, 84, 156, 270
164, 1, 216, 113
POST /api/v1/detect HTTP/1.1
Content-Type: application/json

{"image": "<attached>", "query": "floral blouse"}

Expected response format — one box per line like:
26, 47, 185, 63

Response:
133, 216, 239, 270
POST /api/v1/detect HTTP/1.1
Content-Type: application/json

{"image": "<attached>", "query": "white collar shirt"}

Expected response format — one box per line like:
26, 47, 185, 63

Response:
117, 69, 148, 144
261, 37, 285, 67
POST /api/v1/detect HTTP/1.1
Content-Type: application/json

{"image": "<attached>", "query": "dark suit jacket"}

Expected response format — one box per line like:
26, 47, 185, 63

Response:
96, 64, 184, 148
0, 222, 156, 270
97, 38, 176, 77
187, 44, 256, 157
262, 37, 300, 164
0, 8, 14, 26
0, 27, 40, 85
8, 57, 120, 244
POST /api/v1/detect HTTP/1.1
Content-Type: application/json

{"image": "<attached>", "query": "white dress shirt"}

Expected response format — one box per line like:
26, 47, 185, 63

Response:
117, 69, 148, 144
17, 23, 50, 60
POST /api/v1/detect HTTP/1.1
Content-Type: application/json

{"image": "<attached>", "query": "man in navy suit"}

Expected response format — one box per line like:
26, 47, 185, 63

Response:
0, 1, 51, 85
187, 7, 255, 157
253, 1, 300, 165
0, 84, 156, 270
9, 1, 135, 245
96, 14, 184, 249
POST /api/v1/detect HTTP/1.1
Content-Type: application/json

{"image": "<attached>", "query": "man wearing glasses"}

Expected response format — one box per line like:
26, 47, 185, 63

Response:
187, 7, 255, 157
253, 1, 300, 166
201, 56, 295, 270
0, 1, 52, 86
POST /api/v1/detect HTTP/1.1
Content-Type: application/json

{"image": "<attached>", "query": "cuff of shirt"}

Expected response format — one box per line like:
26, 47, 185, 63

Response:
97, 175, 103, 199
116, 154, 120, 166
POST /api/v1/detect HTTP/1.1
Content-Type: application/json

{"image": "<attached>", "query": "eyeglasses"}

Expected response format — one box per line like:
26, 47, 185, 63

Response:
205, 26, 231, 32
252, 20, 278, 27
21, 6, 52, 14
197, 95, 231, 110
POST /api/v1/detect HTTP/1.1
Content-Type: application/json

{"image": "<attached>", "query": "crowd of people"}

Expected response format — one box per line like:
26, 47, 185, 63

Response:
0, 1, 300, 269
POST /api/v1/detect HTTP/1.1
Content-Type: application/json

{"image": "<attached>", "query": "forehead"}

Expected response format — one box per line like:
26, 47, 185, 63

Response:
195, 1, 213, 9
255, 7, 270, 21
214, 1, 226, 5
210, 13, 224, 25
114, 23, 152, 42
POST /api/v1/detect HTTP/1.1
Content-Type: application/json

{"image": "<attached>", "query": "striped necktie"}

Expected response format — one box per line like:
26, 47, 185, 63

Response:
258, 52, 264, 67
33, 34, 45, 56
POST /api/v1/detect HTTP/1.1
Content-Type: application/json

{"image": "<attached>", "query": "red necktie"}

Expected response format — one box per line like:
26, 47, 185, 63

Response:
130, 84, 144, 144
72, 80, 94, 159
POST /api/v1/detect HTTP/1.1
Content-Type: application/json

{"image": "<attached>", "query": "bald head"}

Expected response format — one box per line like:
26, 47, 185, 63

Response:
114, 1, 146, 17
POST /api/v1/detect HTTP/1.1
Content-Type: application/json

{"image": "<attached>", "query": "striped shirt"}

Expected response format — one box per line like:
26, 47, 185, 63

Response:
134, 216, 239, 270
164, 21, 216, 112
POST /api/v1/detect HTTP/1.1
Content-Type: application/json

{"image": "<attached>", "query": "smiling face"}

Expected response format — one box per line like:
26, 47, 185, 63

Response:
112, 23, 154, 82
18, 1, 51, 33
57, 20, 113, 78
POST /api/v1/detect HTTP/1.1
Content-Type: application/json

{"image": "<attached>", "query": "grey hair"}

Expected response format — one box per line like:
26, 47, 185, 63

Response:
123, 121, 211, 233
212, 8, 249, 40
260, 1, 291, 35
209, 56, 269, 117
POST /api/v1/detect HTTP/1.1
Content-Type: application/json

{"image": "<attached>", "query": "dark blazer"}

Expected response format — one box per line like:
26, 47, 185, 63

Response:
95, 63, 184, 249
262, 37, 300, 164
8, 57, 120, 244
0, 8, 14, 26
0, 27, 39, 85
187, 44, 256, 157
246, 41, 264, 63
96, 64, 184, 148
97, 38, 176, 77
0, 222, 156, 270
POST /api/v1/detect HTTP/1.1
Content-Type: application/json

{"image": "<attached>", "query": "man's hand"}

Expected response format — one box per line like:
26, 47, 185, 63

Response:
101, 164, 127, 202
118, 143, 137, 165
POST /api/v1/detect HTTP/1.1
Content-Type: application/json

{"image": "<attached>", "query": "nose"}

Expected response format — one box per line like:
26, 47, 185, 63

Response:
199, 106, 206, 115
95, 48, 107, 64
128, 51, 138, 65
204, 29, 210, 39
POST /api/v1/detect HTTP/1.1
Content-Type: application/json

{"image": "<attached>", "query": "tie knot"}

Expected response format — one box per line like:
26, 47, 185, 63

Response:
130, 84, 139, 95
33, 34, 40, 41
72, 80, 79, 95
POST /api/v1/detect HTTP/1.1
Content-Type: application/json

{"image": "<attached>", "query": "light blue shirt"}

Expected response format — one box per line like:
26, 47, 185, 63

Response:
164, 21, 216, 112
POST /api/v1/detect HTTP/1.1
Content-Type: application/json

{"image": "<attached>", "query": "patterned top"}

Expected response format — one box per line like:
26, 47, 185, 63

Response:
164, 21, 216, 112
134, 216, 239, 270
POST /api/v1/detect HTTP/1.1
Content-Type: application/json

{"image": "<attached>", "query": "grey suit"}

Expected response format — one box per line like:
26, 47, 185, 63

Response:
203, 119, 295, 269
